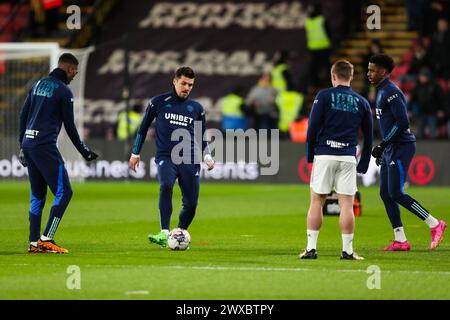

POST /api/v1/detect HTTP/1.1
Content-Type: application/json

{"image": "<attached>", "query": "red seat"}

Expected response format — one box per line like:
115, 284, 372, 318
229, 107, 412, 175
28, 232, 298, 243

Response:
0, 34, 12, 42
401, 79, 417, 95
0, 3, 12, 15
13, 16, 29, 31
438, 78, 448, 93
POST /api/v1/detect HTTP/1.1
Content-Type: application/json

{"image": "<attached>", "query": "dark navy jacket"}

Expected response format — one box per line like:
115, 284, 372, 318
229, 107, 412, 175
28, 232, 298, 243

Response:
375, 78, 416, 144
132, 89, 208, 161
19, 68, 90, 157
306, 85, 373, 173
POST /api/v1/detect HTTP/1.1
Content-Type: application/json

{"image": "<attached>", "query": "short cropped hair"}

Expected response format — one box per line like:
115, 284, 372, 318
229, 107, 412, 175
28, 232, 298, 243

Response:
58, 53, 79, 66
369, 54, 395, 73
331, 60, 354, 81
175, 66, 195, 79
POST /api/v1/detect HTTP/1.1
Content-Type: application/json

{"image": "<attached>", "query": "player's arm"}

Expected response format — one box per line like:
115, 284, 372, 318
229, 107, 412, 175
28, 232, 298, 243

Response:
372, 90, 409, 158
18, 91, 31, 146
61, 90, 98, 161
199, 106, 214, 171
306, 92, 325, 163
129, 98, 157, 171
357, 103, 373, 174
18, 91, 32, 167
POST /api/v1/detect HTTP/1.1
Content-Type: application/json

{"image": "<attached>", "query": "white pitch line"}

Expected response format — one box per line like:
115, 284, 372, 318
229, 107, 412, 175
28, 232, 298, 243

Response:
124, 290, 149, 295
159, 265, 450, 275
5, 263, 450, 276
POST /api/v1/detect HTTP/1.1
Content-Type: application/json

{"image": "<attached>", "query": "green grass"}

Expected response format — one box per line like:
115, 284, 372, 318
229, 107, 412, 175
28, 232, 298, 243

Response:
0, 182, 449, 300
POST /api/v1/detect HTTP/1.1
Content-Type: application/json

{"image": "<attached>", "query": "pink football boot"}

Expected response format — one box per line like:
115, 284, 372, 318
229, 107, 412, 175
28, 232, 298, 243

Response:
384, 240, 411, 251
430, 220, 447, 250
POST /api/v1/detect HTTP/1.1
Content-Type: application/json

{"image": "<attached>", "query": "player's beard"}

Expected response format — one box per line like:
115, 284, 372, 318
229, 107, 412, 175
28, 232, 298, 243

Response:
173, 85, 189, 100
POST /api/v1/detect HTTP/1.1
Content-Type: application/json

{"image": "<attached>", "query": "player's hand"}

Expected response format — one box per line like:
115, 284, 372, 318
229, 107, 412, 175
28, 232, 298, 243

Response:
371, 143, 386, 159
18, 148, 27, 167
129, 154, 140, 172
375, 156, 383, 167
204, 154, 215, 171
83, 150, 98, 161
356, 162, 368, 174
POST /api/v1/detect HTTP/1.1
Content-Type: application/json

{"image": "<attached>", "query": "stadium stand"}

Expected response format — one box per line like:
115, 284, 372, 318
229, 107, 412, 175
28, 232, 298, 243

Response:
0, 1, 31, 42
1, 0, 448, 140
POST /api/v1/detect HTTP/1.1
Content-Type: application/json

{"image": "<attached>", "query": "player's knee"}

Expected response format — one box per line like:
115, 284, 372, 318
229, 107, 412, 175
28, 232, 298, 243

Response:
30, 196, 46, 215
183, 201, 197, 213
65, 188, 73, 201
160, 182, 174, 193
58, 188, 73, 206
388, 189, 404, 203
380, 189, 391, 201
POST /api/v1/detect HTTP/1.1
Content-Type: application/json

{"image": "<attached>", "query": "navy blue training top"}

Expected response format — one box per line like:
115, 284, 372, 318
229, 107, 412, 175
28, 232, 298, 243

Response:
306, 85, 373, 172
19, 68, 91, 157
132, 89, 209, 161
375, 78, 416, 144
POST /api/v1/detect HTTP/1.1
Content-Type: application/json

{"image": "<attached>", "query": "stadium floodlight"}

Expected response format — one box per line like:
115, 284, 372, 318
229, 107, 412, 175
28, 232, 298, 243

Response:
0, 42, 93, 182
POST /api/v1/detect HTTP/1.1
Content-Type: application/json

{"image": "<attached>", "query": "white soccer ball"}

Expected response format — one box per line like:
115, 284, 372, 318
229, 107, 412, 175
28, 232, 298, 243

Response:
168, 228, 191, 251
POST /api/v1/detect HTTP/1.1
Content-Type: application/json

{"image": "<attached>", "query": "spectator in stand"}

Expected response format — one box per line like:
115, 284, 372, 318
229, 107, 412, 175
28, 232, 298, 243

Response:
30, 0, 63, 37
409, 68, 446, 139
41, 0, 63, 35
271, 50, 295, 93
362, 39, 383, 98
304, 3, 332, 87
116, 104, 144, 141
423, 1, 450, 36
407, 41, 430, 77
398, 39, 430, 94
30, 0, 46, 37
406, 0, 427, 31
428, 18, 450, 79
246, 72, 279, 131
344, 0, 364, 33
444, 79, 450, 138
219, 86, 249, 131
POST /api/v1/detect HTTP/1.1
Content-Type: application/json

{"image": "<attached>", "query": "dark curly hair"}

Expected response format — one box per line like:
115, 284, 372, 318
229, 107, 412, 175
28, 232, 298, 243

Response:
369, 54, 395, 73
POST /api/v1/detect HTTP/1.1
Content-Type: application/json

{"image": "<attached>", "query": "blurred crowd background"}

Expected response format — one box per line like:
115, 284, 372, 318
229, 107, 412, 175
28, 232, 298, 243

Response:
1, 0, 449, 143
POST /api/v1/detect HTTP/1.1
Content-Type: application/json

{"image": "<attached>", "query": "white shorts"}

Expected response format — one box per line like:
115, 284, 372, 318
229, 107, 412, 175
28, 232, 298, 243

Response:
310, 157, 357, 195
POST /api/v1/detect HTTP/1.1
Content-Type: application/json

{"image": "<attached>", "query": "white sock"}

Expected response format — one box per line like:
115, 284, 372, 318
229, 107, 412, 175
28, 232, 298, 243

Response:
342, 234, 354, 255
394, 227, 407, 242
306, 229, 319, 251
161, 229, 169, 235
40, 235, 52, 241
424, 215, 439, 228
30, 241, 38, 246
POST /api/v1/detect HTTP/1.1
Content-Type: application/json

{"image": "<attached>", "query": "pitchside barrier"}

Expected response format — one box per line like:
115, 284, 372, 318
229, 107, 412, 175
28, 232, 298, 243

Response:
1, 139, 449, 186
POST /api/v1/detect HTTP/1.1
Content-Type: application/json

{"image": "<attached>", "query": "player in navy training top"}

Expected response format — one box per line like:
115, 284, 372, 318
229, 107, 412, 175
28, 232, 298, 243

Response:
19, 53, 98, 254
129, 67, 215, 247
368, 54, 446, 251
300, 60, 373, 260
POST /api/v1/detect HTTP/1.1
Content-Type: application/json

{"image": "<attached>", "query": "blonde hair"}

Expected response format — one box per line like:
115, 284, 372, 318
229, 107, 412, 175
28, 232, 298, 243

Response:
331, 60, 354, 81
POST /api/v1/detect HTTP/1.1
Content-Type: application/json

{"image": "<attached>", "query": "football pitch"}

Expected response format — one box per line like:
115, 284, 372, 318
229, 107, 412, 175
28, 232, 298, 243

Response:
0, 181, 449, 300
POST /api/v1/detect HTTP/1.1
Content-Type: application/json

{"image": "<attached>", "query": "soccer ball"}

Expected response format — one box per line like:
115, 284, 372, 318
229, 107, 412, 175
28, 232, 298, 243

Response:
168, 228, 190, 251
